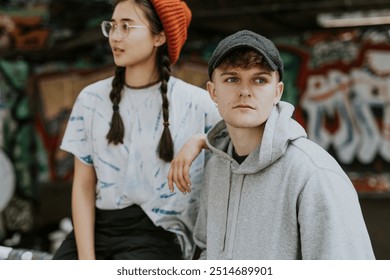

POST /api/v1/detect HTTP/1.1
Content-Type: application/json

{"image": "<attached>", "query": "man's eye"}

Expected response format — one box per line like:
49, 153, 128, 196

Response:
225, 77, 238, 83
255, 77, 266, 84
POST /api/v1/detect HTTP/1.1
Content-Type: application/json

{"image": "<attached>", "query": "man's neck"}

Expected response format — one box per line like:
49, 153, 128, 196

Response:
227, 125, 264, 156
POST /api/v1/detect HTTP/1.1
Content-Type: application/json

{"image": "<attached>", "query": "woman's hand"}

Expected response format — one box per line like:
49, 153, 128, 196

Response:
168, 134, 208, 194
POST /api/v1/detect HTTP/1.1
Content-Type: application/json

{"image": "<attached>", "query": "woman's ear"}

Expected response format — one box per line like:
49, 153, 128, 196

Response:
154, 31, 167, 47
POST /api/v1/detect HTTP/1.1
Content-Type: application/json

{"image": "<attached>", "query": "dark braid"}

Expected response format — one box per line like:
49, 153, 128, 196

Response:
133, 0, 174, 162
157, 46, 174, 162
106, 66, 125, 144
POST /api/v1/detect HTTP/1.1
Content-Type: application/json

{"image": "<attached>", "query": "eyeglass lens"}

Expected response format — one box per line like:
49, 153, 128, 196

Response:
101, 21, 128, 38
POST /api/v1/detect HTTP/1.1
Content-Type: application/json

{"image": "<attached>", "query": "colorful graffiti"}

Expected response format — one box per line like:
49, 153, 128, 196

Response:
2, 20, 390, 197
0, 59, 38, 199
302, 56, 390, 164
280, 30, 390, 193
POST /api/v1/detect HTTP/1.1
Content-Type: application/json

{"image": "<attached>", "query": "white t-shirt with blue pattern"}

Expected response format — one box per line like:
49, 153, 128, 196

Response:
61, 76, 220, 259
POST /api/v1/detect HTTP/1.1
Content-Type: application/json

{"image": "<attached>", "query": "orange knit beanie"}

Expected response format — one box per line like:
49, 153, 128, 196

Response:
151, 0, 192, 65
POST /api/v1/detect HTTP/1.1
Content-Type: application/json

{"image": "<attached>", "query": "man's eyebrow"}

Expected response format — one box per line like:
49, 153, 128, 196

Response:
219, 71, 237, 76
253, 71, 272, 76
219, 70, 272, 77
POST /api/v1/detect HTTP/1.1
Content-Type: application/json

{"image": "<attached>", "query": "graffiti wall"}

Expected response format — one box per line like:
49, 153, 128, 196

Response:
279, 29, 390, 194
2, 1, 390, 198
0, 1, 114, 241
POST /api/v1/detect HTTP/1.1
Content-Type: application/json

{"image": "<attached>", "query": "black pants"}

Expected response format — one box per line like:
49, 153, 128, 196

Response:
52, 204, 182, 260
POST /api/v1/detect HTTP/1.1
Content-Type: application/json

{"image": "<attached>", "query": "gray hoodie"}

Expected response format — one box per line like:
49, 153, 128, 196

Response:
194, 101, 375, 260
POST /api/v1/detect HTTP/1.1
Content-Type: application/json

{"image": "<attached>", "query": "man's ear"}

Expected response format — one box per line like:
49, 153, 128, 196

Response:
207, 81, 217, 102
274, 81, 284, 104
154, 31, 166, 47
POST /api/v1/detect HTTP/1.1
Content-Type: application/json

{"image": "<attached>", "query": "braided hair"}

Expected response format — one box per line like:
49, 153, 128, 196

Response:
106, 66, 125, 144
106, 0, 174, 162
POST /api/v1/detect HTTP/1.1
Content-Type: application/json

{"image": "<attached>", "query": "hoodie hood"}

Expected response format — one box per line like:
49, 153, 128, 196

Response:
206, 101, 307, 174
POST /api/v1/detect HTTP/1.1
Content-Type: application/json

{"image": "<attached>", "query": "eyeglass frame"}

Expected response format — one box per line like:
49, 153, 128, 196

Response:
101, 20, 147, 39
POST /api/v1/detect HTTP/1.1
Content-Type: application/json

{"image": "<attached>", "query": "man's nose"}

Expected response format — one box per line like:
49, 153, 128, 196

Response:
239, 87, 252, 97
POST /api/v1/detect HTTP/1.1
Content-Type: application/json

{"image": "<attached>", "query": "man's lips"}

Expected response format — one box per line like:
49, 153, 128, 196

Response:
233, 104, 255, 109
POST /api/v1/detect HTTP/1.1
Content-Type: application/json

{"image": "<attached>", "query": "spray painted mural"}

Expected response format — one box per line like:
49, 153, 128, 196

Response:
1, 1, 114, 241
2, 0, 390, 198
279, 29, 390, 194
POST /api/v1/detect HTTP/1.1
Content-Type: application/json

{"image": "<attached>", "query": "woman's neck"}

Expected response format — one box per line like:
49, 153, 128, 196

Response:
125, 80, 160, 90
124, 62, 160, 88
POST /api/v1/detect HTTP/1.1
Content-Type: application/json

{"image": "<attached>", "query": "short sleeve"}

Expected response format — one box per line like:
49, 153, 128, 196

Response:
60, 91, 93, 165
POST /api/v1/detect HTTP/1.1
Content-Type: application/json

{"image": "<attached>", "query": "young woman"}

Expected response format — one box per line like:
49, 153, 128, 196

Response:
53, 0, 220, 260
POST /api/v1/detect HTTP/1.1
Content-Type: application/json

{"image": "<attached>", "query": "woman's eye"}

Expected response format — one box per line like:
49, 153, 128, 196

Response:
121, 23, 130, 32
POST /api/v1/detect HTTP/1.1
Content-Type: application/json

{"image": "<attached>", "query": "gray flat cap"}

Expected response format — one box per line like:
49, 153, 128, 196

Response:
208, 30, 284, 81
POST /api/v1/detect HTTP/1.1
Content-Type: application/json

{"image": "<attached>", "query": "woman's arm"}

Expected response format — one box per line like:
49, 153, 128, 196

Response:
71, 157, 97, 259
168, 133, 208, 193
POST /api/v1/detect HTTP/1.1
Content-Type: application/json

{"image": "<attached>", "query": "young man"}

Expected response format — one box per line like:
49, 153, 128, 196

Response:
193, 30, 375, 259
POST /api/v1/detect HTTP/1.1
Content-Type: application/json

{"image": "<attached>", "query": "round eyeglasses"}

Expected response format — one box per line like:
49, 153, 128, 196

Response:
101, 21, 147, 39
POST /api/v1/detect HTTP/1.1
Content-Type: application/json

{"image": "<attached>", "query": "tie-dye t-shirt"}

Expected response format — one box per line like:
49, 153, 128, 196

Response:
60, 76, 220, 259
